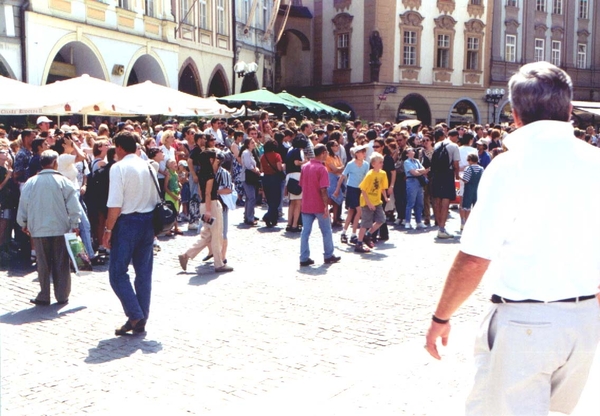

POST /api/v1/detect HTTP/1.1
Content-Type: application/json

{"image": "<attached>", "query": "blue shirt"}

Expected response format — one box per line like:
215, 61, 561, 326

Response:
342, 159, 369, 188
404, 158, 423, 178
478, 151, 491, 169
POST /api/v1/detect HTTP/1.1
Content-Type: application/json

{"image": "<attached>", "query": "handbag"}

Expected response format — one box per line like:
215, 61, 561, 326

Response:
148, 165, 177, 236
245, 168, 261, 187
287, 177, 302, 195
417, 175, 429, 187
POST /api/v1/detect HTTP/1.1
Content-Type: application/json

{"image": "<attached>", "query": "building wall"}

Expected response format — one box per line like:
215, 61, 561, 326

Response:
0, 1, 23, 79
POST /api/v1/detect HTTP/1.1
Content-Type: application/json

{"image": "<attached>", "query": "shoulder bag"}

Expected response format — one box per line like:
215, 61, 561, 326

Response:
148, 165, 177, 236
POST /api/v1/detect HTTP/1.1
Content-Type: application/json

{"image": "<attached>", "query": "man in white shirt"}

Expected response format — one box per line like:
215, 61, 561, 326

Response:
425, 61, 600, 415
204, 117, 224, 146
102, 131, 160, 336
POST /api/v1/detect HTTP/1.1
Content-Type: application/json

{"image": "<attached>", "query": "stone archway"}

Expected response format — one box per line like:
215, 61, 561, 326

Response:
45, 41, 106, 84
397, 93, 432, 126
330, 101, 355, 120
207, 66, 229, 97
448, 98, 479, 127
179, 59, 202, 96
126, 53, 167, 86
0, 54, 15, 79
276, 29, 311, 91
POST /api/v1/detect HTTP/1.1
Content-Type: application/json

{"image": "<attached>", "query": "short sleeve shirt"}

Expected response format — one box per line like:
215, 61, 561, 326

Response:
342, 160, 369, 188
299, 159, 329, 214
359, 169, 388, 207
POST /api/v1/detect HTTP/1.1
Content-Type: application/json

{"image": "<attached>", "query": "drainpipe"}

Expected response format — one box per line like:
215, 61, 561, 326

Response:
20, 1, 31, 83
232, 0, 237, 94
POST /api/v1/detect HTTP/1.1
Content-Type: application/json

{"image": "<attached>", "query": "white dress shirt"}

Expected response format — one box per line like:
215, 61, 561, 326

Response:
461, 121, 600, 301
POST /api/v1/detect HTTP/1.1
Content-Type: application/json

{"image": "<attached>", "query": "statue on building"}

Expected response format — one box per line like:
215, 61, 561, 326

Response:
369, 30, 383, 82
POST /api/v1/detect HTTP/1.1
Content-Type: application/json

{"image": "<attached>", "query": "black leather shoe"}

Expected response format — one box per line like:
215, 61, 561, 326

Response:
30, 298, 50, 306
300, 258, 315, 267
324, 255, 341, 264
115, 319, 146, 336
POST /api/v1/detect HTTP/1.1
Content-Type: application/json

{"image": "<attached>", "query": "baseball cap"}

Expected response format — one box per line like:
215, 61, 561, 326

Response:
36, 116, 52, 125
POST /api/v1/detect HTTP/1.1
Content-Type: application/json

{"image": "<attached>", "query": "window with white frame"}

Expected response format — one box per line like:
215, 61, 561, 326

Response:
552, 0, 562, 14
144, 0, 155, 17
506, 0, 517, 5
436, 34, 450, 68
243, 0, 250, 23
337, 33, 350, 69
199, 0, 208, 29
466, 37, 479, 70
118, 0, 131, 10
217, 0, 226, 35
180, 0, 191, 24
403, 31, 417, 66
470, 0, 482, 4
262, 0, 269, 30
536, 0, 546, 11
534, 38, 544, 61
579, 0, 589, 19
577, 44, 587, 68
551, 40, 561, 66
505, 34, 516, 62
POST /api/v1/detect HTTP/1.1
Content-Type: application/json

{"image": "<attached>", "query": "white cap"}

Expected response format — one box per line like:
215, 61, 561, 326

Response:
36, 116, 52, 125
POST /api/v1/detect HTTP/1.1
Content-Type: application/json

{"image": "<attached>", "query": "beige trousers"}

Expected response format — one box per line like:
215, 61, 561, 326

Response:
466, 300, 600, 415
185, 201, 224, 269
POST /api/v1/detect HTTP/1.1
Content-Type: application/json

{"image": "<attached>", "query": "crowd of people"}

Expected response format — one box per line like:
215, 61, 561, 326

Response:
1, 107, 598, 267
1, 82, 598, 332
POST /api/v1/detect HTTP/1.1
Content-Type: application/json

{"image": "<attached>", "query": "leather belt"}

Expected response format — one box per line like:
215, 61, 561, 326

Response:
491, 294, 596, 304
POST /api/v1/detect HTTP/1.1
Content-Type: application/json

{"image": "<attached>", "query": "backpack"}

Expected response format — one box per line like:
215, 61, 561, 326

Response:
430, 143, 451, 172
85, 161, 110, 210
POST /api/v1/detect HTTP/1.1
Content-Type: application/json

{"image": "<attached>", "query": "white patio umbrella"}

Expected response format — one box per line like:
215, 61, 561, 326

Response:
124, 81, 239, 117
0, 76, 45, 115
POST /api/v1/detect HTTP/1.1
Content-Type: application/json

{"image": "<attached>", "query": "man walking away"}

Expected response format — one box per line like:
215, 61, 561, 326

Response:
425, 61, 600, 415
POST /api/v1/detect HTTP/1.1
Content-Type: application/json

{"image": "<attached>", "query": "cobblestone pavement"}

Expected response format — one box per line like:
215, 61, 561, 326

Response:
1, 205, 598, 415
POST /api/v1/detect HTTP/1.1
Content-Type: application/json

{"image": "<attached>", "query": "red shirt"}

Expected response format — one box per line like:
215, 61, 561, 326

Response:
299, 159, 329, 214
260, 152, 282, 175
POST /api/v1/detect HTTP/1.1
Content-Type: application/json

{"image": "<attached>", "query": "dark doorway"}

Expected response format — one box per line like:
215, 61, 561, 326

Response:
241, 73, 259, 92
397, 93, 432, 126
208, 70, 228, 97
179, 65, 200, 96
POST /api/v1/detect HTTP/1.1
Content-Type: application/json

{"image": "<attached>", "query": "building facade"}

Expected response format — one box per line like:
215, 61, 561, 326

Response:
276, 0, 494, 125
0, 0, 234, 98
490, 0, 600, 124
232, 0, 277, 94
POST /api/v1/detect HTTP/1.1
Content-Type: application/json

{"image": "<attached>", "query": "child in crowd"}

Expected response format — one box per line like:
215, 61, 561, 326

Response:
355, 152, 389, 253
460, 153, 484, 231
333, 144, 369, 245
164, 159, 183, 235
178, 160, 190, 222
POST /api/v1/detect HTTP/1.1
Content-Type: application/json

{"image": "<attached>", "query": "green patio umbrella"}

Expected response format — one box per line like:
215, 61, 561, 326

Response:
277, 91, 310, 112
218, 88, 300, 109
298, 96, 349, 118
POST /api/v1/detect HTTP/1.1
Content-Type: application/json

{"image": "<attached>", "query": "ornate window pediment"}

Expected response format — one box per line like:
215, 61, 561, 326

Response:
332, 12, 354, 32
534, 23, 547, 37
400, 11, 424, 28
505, 18, 520, 33
465, 19, 485, 34
551, 26, 564, 39
434, 15, 457, 31
467, 2, 484, 18
577, 29, 590, 43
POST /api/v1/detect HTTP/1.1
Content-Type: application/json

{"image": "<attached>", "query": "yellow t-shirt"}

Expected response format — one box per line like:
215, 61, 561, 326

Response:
359, 169, 388, 207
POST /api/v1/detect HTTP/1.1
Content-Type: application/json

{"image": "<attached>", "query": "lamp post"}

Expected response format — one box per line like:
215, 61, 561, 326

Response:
485, 88, 505, 124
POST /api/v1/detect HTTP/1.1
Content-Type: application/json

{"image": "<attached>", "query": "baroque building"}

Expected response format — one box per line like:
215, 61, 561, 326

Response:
276, 0, 494, 125
0, 0, 234, 98
489, 0, 600, 124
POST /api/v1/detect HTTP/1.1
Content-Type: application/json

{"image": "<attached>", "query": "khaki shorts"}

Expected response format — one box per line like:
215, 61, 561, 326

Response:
360, 204, 385, 229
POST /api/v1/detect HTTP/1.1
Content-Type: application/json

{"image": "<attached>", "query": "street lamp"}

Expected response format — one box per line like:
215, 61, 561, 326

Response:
485, 88, 505, 124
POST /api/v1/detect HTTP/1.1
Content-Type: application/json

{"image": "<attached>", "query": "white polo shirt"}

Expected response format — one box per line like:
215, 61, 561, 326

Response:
107, 154, 160, 215
460, 120, 600, 301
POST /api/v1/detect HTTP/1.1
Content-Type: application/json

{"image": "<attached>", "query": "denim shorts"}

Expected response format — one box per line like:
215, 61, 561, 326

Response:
180, 182, 191, 204
345, 186, 361, 209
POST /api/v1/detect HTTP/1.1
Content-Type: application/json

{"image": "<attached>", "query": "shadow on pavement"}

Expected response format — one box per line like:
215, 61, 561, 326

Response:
434, 238, 461, 245
0, 304, 87, 325
85, 336, 163, 364
188, 265, 221, 285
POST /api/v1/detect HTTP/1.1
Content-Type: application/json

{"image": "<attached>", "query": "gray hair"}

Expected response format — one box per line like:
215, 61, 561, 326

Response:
40, 149, 59, 168
508, 61, 572, 126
